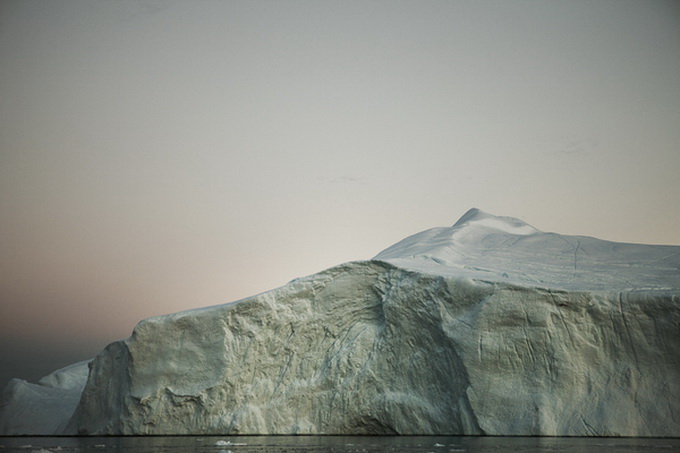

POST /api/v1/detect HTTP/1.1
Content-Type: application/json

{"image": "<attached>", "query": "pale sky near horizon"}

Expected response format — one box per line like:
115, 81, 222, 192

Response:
1, 0, 679, 386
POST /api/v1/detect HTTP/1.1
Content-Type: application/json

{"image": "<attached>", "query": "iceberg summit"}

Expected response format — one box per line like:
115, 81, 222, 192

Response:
2, 208, 679, 436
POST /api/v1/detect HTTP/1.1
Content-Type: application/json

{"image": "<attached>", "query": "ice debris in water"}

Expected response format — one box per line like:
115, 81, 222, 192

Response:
215, 440, 247, 447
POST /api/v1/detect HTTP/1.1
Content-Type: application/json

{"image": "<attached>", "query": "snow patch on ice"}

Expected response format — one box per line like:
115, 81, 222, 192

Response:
375, 208, 680, 291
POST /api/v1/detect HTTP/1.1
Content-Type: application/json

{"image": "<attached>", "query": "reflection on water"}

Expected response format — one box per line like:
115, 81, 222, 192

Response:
0, 436, 678, 453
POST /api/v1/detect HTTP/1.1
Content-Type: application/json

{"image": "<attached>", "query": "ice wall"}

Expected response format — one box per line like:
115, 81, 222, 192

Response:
69, 261, 680, 436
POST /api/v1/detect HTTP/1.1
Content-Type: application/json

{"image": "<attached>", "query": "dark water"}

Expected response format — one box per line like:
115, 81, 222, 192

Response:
1, 436, 678, 453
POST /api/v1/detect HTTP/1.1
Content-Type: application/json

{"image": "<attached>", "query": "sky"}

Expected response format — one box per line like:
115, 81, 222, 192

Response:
1, 0, 679, 387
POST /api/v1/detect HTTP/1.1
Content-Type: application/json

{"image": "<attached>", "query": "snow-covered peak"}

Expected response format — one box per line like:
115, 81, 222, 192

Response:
374, 209, 680, 291
452, 208, 538, 235
374, 208, 539, 265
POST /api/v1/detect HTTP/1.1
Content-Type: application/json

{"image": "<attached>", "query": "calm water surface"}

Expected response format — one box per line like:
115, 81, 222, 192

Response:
1, 436, 678, 453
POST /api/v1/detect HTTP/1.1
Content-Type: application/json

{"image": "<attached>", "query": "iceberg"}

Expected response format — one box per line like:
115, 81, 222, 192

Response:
2, 209, 678, 436
0, 360, 90, 435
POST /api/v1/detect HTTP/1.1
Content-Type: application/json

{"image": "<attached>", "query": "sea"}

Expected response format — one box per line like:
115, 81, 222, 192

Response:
0, 436, 678, 453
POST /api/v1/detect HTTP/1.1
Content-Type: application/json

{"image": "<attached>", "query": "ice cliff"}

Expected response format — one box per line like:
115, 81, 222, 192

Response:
2, 209, 679, 436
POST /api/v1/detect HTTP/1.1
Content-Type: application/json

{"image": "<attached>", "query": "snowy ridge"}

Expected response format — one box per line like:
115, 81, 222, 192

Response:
452, 207, 539, 235
375, 208, 680, 291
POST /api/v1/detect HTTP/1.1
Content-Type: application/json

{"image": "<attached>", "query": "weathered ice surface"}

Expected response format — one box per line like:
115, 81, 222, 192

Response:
2, 209, 679, 436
